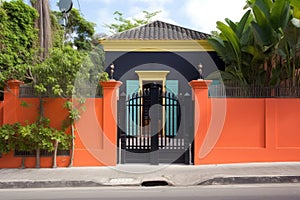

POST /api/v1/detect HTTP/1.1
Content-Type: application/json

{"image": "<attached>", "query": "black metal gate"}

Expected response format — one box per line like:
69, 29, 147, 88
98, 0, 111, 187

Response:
118, 83, 194, 165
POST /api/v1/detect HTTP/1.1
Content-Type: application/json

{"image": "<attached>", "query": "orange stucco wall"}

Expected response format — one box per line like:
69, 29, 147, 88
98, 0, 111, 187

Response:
0, 97, 107, 168
0, 97, 71, 168
2, 79, 300, 167
0, 152, 70, 168
0, 101, 3, 125
0, 80, 121, 168
72, 81, 122, 167
194, 95, 300, 164
73, 98, 106, 166
214, 99, 266, 148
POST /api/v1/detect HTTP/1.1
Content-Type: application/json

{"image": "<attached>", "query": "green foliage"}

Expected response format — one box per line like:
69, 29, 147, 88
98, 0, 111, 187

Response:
29, 8, 107, 98
291, 0, 300, 20
0, 120, 71, 155
32, 46, 89, 97
0, 0, 38, 85
52, 9, 95, 51
20, 121, 54, 152
105, 10, 161, 33
20, 101, 31, 108
1, 0, 106, 94
98, 71, 109, 82
63, 99, 85, 129
209, 0, 300, 87
0, 123, 21, 154
30, 44, 108, 98
208, 10, 254, 85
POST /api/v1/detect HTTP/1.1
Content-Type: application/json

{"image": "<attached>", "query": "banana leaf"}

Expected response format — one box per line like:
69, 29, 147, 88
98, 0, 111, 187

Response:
270, 0, 290, 31
291, 0, 300, 19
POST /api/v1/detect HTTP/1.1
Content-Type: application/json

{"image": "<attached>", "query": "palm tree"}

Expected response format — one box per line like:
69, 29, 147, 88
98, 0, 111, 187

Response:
31, 0, 52, 60
30, 0, 53, 168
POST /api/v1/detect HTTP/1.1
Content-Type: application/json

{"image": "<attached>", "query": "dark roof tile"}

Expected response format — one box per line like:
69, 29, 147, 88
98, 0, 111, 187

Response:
106, 20, 210, 40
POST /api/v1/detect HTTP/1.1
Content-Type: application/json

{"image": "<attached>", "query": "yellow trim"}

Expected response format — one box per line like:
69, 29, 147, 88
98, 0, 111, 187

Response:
99, 39, 214, 52
135, 70, 170, 93
135, 70, 170, 137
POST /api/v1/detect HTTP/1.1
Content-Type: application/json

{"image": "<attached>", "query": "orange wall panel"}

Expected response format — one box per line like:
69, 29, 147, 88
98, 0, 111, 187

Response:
73, 150, 104, 166
215, 99, 266, 148
75, 98, 104, 150
44, 98, 69, 130
15, 98, 69, 130
273, 99, 300, 148
18, 98, 39, 124
73, 98, 117, 166
194, 95, 300, 165
0, 152, 22, 168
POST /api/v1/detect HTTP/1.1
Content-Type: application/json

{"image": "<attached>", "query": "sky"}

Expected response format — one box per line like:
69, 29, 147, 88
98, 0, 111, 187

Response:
48, 0, 247, 35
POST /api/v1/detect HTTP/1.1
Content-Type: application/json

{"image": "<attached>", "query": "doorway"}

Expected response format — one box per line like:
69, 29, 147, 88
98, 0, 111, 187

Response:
118, 80, 193, 164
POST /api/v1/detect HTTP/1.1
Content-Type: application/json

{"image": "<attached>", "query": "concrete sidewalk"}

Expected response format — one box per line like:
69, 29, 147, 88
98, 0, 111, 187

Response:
0, 162, 300, 188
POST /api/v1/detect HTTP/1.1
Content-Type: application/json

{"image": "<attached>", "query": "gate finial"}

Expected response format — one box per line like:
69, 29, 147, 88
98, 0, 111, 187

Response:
110, 63, 115, 80
198, 63, 204, 80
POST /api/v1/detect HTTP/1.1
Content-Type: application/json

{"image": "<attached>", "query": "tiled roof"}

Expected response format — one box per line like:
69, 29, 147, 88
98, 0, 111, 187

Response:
106, 20, 210, 40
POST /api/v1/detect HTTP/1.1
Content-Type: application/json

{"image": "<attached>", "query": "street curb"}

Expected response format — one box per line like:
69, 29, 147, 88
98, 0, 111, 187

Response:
1, 176, 300, 189
0, 181, 103, 189
198, 176, 300, 185
0, 180, 171, 189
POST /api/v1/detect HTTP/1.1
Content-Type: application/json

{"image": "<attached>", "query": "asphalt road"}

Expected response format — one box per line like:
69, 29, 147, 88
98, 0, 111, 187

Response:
1, 184, 300, 200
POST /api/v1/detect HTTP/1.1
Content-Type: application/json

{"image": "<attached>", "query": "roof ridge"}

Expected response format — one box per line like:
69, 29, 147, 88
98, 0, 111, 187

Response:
149, 20, 208, 35
105, 20, 210, 40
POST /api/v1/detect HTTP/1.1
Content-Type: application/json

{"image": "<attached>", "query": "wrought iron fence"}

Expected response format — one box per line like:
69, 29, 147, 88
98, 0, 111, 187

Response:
19, 85, 103, 98
19, 85, 36, 97
209, 84, 300, 98
14, 149, 70, 157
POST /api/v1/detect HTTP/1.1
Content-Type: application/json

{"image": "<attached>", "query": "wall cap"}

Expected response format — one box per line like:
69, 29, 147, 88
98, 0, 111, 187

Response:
189, 80, 212, 89
100, 80, 122, 89
6, 80, 24, 89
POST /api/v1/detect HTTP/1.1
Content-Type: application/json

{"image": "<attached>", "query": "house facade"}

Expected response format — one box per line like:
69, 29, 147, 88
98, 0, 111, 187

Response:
100, 21, 224, 164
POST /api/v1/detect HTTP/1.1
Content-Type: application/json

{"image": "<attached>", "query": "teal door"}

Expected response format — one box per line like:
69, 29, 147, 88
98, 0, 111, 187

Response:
165, 80, 179, 137
126, 80, 139, 137
126, 80, 179, 137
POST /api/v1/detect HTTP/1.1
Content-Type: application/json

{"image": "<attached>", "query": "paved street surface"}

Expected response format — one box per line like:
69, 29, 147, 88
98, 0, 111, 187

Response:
0, 162, 300, 188
1, 184, 300, 200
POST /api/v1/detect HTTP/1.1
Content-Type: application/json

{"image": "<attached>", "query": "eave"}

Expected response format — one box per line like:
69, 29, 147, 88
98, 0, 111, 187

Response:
99, 39, 214, 52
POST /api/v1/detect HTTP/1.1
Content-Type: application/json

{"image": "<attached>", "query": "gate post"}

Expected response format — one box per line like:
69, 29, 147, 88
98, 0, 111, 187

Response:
189, 80, 212, 165
150, 84, 160, 165
183, 92, 193, 165
3, 80, 23, 124
100, 80, 122, 166
118, 92, 127, 164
